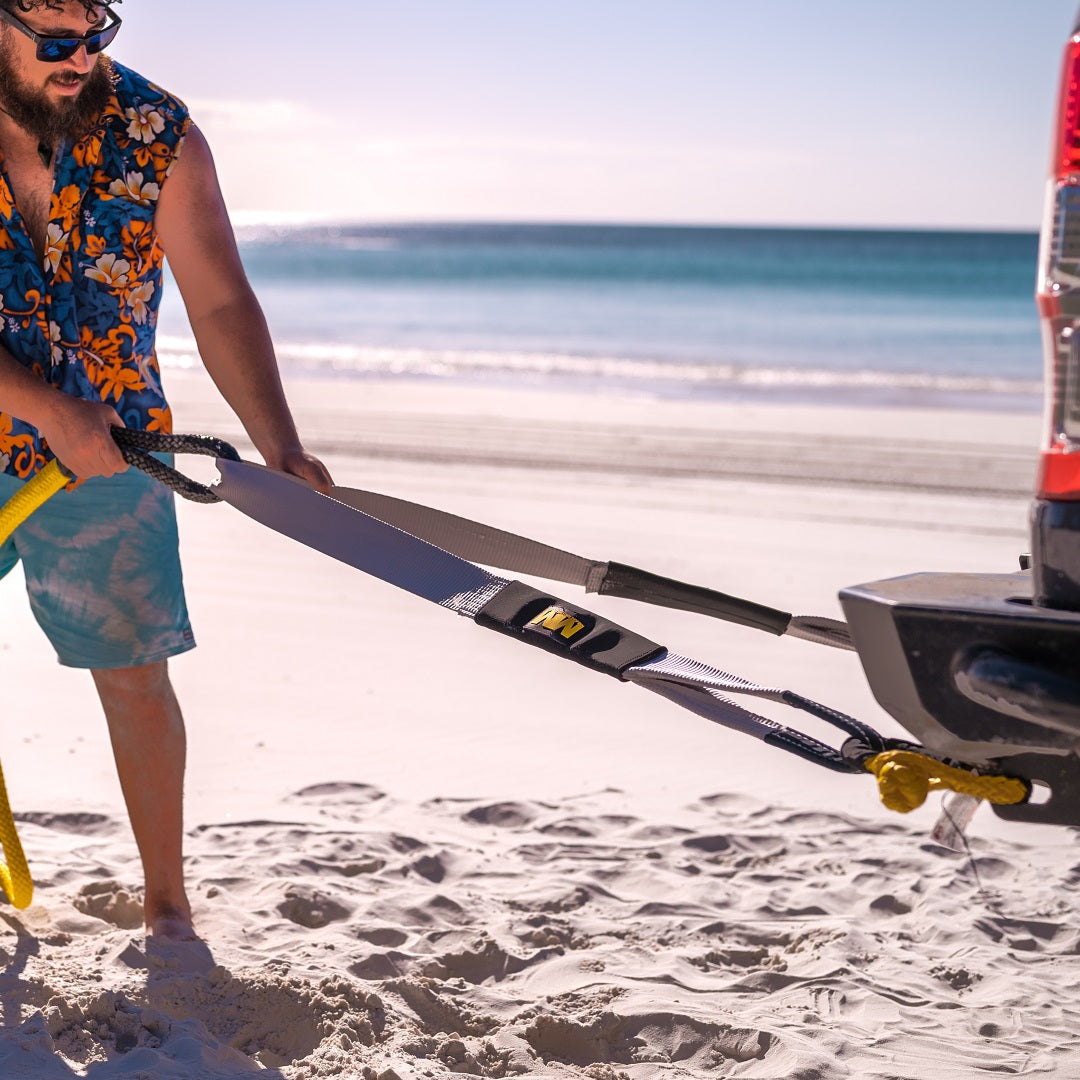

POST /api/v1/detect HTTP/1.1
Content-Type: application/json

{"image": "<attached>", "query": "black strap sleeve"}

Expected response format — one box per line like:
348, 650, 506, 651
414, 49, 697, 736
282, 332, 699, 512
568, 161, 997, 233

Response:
474, 580, 666, 679
600, 561, 792, 636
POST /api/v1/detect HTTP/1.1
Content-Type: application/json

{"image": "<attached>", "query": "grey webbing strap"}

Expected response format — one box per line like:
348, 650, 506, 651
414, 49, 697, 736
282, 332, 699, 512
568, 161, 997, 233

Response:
208, 458, 868, 773
214, 459, 506, 608
329, 484, 854, 650
621, 652, 873, 772
786, 615, 855, 650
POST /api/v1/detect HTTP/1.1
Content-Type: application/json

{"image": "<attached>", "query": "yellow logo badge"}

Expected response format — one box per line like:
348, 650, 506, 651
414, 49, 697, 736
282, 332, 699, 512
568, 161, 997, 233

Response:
528, 606, 587, 640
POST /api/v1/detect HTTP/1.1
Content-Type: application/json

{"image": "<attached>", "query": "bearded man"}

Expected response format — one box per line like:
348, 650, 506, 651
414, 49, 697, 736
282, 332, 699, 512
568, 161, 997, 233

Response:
0, 0, 331, 939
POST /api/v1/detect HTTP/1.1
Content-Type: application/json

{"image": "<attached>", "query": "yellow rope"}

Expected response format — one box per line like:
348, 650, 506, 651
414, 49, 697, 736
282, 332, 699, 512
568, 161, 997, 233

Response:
0, 458, 68, 546
865, 749, 1029, 814
0, 459, 68, 909
0, 761, 32, 908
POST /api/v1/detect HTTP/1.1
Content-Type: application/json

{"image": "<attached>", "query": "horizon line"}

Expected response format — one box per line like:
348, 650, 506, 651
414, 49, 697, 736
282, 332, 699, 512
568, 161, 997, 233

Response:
229, 212, 1040, 236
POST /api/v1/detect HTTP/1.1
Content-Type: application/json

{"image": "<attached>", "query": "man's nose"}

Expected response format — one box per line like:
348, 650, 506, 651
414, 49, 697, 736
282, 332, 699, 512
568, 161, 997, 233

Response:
65, 44, 92, 74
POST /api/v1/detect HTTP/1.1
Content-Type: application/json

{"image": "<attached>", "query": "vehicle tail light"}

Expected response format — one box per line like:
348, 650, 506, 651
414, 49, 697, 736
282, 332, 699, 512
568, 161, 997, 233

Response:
1036, 26, 1080, 498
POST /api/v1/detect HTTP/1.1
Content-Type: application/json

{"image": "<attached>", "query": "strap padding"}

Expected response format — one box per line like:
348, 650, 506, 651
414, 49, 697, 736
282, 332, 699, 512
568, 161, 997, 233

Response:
474, 580, 666, 679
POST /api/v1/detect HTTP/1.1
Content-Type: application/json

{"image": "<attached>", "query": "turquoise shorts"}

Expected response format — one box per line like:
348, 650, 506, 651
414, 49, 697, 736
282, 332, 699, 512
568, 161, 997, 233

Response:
0, 458, 195, 669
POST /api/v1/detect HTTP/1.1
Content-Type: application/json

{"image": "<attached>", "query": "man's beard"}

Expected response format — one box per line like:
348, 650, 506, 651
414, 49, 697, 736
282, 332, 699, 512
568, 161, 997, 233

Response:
0, 41, 114, 147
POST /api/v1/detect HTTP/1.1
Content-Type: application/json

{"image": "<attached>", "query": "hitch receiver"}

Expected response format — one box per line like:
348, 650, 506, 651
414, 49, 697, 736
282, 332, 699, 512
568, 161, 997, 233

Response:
840, 570, 1080, 825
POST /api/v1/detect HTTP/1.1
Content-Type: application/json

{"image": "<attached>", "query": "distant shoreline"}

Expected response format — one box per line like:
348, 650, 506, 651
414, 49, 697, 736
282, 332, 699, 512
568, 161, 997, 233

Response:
164, 368, 1042, 499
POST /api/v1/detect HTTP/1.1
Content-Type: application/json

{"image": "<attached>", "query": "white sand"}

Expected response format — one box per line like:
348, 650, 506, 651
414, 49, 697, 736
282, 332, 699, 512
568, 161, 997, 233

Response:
2, 370, 1078, 1078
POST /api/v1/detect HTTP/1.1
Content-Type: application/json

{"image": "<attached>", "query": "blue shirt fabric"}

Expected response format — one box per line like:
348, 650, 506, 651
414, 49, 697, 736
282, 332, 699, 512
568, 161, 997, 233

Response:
0, 61, 189, 478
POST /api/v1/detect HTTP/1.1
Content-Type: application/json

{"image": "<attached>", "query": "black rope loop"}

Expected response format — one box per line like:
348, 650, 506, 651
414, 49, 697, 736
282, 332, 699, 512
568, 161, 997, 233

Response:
110, 427, 241, 504
840, 734, 919, 769
764, 727, 866, 774
780, 689, 886, 746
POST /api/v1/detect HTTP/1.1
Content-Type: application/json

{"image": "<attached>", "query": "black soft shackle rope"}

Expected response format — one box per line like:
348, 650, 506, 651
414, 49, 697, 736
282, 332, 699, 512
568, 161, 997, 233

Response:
110, 427, 241, 503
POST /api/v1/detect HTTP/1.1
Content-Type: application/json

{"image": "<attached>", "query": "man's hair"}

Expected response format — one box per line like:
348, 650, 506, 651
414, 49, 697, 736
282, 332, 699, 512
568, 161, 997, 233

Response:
6, 0, 121, 16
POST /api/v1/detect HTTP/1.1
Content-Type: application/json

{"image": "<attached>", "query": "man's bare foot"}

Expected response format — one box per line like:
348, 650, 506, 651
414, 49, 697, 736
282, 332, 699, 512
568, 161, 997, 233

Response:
148, 913, 199, 941
145, 912, 214, 977
146, 899, 197, 941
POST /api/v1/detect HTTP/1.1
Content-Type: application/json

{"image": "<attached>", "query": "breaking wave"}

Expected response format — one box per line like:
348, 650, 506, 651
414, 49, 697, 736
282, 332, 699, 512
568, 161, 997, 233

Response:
156, 335, 1041, 406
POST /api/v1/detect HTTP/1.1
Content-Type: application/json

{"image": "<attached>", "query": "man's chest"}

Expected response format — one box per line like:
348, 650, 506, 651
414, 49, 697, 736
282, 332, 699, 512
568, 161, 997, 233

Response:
4, 148, 55, 261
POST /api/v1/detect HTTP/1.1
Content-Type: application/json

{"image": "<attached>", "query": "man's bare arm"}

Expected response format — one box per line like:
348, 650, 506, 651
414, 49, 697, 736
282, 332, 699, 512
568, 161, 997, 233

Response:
155, 123, 331, 492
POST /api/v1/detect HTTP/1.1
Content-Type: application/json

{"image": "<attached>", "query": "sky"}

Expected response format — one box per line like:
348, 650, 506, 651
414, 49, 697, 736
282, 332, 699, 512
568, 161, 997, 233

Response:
109, 0, 1080, 230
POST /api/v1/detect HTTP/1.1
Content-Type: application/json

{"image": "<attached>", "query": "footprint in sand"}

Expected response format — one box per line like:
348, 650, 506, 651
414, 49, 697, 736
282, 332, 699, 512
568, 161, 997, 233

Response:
72, 880, 144, 930
462, 801, 539, 828
277, 883, 352, 929
15, 810, 119, 836
286, 782, 387, 822
523, 1009, 775, 1070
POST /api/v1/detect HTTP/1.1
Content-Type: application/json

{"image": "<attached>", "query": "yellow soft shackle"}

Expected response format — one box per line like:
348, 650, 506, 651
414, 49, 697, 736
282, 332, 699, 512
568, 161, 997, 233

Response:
865, 748, 1029, 815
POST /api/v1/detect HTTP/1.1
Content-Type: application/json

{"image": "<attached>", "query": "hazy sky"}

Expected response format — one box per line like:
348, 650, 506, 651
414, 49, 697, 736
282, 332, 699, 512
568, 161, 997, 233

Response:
110, 0, 1080, 229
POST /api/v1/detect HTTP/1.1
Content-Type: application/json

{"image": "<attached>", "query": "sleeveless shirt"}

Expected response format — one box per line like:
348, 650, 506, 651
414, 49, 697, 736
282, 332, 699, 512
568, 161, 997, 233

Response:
0, 61, 189, 478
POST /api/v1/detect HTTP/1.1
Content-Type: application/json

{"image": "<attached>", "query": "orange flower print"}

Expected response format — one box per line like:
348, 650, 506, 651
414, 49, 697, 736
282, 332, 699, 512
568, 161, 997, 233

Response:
84, 234, 108, 258
0, 180, 14, 222
0, 413, 33, 476
107, 172, 160, 206
153, 139, 179, 178
96, 360, 145, 402
125, 104, 166, 144
146, 405, 172, 433
80, 323, 137, 357
50, 184, 81, 223
81, 324, 143, 402
121, 218, 157, 272
85, 252, 131, 288
71, 131, 103, 167
2, 287, 41, 328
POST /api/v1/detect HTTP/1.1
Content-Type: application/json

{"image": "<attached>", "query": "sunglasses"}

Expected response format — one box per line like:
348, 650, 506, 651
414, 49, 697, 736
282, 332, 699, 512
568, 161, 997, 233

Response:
0, 5, 120, 63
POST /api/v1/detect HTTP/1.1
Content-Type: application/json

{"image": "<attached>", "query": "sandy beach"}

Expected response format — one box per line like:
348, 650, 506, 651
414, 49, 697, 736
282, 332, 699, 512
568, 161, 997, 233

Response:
1, 369, 1076, 1079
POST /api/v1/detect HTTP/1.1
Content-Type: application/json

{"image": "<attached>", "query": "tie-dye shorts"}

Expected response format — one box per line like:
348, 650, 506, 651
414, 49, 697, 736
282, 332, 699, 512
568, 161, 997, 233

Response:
0, 457, 195, 669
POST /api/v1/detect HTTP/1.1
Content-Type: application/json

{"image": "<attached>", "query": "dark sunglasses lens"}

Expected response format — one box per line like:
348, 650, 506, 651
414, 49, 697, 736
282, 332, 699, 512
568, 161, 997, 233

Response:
37, 39, 79, 62
86, 21, 119, 54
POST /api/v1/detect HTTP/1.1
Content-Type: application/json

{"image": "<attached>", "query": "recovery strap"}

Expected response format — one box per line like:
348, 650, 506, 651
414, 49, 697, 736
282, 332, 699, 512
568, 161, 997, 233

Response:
0, 430, 1034, 906
118, 429, 1031, 797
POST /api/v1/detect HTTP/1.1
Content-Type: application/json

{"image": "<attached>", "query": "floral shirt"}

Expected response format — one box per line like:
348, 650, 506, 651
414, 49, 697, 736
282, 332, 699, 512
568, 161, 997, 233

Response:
0, 62, 189, 478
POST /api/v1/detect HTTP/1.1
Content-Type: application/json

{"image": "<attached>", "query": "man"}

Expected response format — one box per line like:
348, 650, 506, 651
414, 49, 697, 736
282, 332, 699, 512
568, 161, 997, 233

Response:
0, 0, 331, 939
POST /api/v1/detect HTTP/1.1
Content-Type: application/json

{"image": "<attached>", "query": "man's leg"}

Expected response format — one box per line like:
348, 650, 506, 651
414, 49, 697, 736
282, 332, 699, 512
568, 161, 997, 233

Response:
91, 659, 194, 939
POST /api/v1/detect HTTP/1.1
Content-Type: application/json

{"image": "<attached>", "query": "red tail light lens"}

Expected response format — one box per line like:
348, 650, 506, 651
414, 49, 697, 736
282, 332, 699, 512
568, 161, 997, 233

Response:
1053, 36, 1080, 179
1037, 34, 1080, 498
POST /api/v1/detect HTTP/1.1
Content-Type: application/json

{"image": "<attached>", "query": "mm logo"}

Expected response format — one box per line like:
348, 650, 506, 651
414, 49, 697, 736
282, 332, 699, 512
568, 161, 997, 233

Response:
527, 606, 587, 640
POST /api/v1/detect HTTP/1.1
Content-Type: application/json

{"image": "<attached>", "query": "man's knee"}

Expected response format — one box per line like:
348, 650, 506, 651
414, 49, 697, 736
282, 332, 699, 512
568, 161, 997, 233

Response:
92, 659, 175, 712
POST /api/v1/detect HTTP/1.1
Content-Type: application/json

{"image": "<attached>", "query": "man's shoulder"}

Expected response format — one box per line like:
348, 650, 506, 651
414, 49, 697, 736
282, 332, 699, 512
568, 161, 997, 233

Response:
106, 61, 189, 123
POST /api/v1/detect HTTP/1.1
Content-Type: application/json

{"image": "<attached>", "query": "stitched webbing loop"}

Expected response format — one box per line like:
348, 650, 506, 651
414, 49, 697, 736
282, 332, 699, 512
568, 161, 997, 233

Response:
865, 749, 1030, 814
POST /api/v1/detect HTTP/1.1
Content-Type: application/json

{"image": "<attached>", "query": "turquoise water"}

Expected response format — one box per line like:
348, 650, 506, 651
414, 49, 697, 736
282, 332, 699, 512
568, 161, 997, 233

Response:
157, 223, 1043, 408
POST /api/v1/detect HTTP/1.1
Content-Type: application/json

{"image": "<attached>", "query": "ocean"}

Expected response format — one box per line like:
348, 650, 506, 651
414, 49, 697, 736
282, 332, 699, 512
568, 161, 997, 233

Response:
155, 222, 1044, 410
